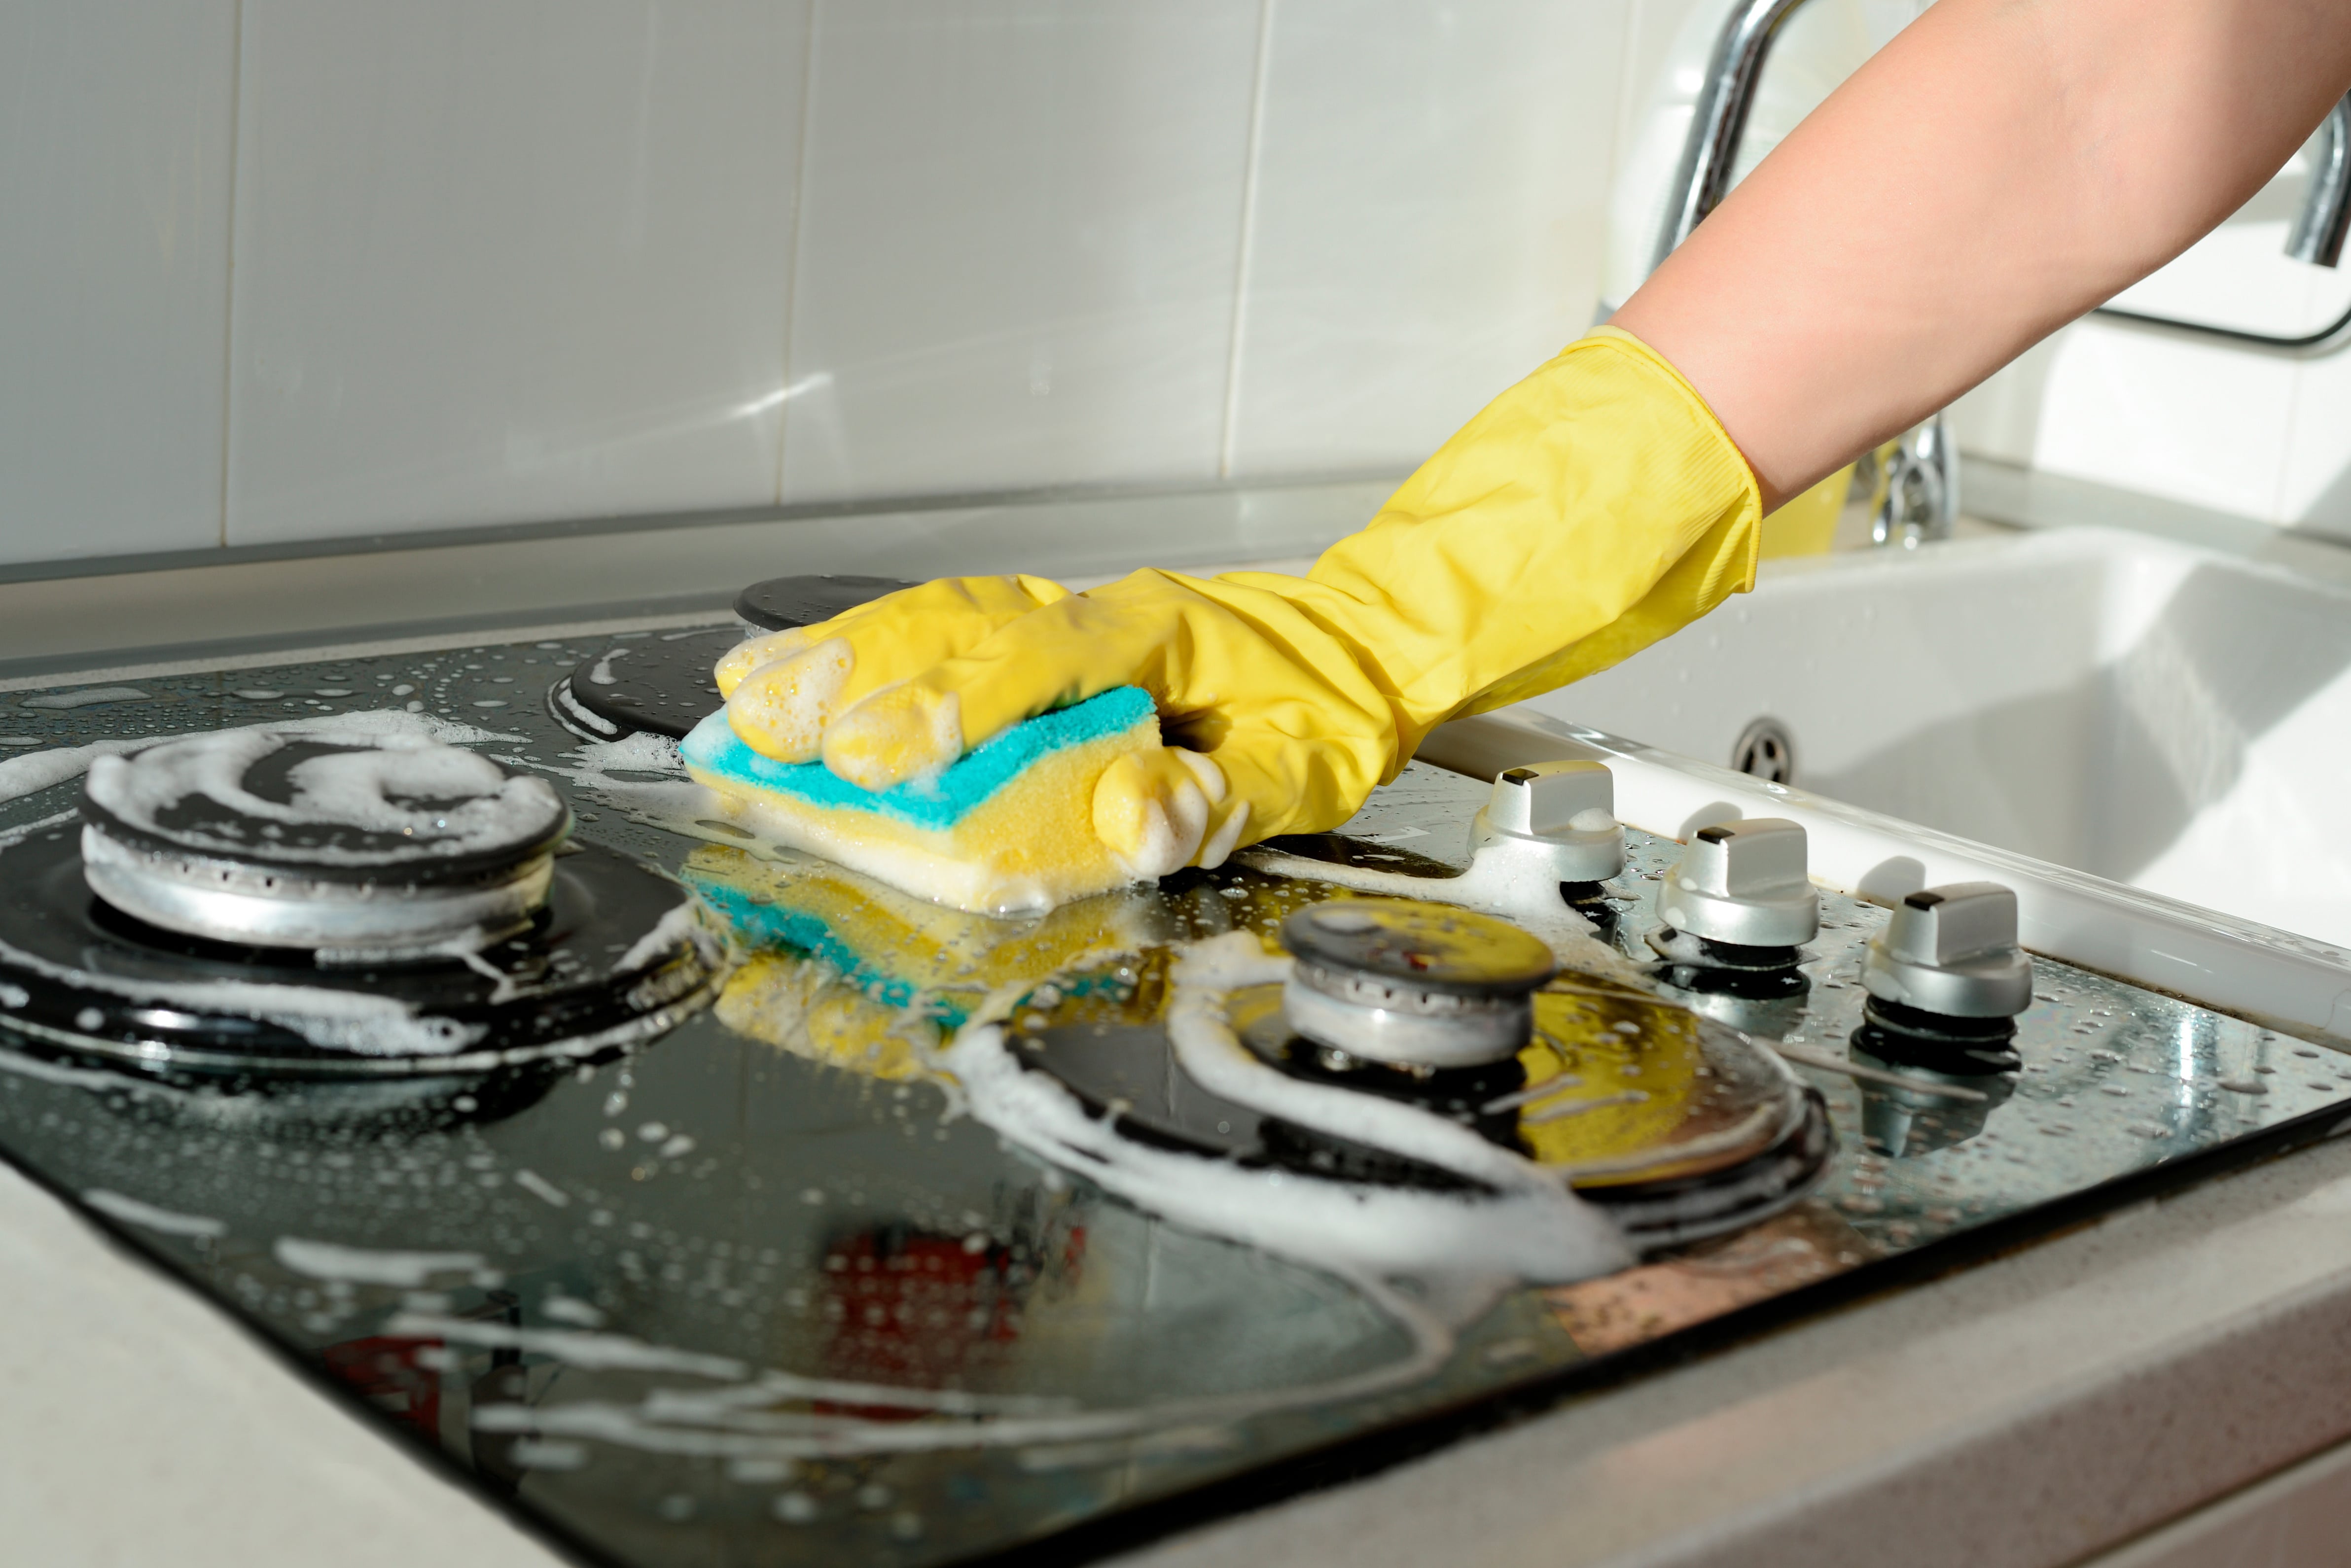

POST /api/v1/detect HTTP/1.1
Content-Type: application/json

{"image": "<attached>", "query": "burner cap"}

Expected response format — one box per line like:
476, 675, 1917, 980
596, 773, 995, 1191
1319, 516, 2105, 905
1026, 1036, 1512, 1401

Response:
1005, 951, 1834, 1251
81, 731, 570, 954
1278, 899, 1556, 1068
0, 825, 728, 1078
549, 628, 741, 742
734, 574, 915, 633
550, 581, 916, 742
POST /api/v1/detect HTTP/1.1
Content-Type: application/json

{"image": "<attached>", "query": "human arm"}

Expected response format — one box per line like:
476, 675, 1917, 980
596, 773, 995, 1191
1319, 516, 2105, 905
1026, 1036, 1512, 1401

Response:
720, 0, 2351, 881
1614, 0, 2351, 507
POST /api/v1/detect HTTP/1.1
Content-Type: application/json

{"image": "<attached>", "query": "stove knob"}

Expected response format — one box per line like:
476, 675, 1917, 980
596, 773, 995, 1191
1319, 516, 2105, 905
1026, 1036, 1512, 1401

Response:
1279, 899, 1556, 1068
1657, 818, 1819, 949
1862, 881, 2033, 1018
1470, 760, 1624, 884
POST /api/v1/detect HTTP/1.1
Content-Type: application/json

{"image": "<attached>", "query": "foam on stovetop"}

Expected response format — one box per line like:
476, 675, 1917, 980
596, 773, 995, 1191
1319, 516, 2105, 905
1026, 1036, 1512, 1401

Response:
679, 686, 1162, 916
84, 725, 565, 870
943, 932, 1635, 1288
0, 709, 514, 810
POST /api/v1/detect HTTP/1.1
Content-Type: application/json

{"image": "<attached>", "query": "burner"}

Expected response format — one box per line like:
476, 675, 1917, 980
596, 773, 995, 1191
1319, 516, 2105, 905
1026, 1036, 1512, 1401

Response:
80, 729, 569, 955
1278, 899, 1556, 1069
0, 822, 729, 1079
547, 628, 740, 742
734, 572, 916, 632
1004, 943, 1833, 1254
548, 575, 916, 742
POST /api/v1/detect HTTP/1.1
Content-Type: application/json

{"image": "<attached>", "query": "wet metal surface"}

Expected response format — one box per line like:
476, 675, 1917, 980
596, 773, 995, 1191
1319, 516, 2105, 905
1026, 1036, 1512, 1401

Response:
0, 642, 2345, 1567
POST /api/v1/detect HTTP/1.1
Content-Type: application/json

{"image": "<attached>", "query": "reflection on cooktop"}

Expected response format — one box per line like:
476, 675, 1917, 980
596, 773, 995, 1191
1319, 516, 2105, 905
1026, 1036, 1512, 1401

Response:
0, 633, 2347, 1568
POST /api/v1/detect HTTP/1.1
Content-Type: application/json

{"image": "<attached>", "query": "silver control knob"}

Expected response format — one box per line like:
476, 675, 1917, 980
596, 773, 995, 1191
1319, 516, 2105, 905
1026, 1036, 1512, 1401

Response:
1470, 760, 1624, 884
1862, 882, 2033, 1018
1655, 818, 1819, 949
1279, 899, 1556, 1068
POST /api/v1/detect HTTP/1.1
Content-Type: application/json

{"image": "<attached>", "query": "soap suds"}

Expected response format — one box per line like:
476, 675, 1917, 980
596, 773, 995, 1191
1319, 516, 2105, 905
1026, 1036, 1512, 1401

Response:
614, 900, 723, 979
275, 1238, 490, 1287
83, 1189, 227, 1238
86, 727, 563, 870
22, 687, 149, 710
723, 636, 854, 760
945, 932, 1630, 1288
432, 1269, 1455, 1460
0, 709, 515, 808
0, 929, 488, 1057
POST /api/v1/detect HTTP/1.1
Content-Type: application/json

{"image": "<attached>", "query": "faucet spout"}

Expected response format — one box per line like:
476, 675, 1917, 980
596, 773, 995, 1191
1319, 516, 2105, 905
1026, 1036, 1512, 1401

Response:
2286, 94, 2351, 268
1651, 0, 1810, 276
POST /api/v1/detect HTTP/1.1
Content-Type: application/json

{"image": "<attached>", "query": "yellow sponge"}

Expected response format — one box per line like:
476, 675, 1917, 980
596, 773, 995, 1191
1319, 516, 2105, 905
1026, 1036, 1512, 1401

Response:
679, 686, 1160, 915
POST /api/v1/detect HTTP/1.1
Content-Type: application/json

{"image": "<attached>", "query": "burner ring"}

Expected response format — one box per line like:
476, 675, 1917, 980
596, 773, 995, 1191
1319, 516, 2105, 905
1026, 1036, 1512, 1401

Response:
0, 825, 730, 1078
80, 728, 570, 954
79, 826, 556, 955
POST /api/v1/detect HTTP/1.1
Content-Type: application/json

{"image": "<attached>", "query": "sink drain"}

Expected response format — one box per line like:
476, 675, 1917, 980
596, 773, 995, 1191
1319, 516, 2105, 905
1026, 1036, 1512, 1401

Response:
1732, 718, 1796, 784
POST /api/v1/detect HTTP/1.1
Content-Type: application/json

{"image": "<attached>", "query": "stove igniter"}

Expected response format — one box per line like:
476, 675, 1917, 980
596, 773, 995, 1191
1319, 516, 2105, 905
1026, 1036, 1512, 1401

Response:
1862, 882, 2033, 1019
1277, 899, 1556, 1069
1470, 760, 1625, 889
1648, 817, 1819, 963
79, 730, 570, 955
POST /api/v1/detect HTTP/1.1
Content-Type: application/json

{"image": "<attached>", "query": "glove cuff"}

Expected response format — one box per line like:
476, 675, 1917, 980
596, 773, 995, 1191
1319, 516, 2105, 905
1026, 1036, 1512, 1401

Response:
1295, 325, 1764, 743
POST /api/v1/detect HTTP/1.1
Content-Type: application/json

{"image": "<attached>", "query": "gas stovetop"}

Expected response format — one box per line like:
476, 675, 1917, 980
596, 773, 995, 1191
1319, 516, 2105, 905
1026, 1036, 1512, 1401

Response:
0, 622, 2347, 1568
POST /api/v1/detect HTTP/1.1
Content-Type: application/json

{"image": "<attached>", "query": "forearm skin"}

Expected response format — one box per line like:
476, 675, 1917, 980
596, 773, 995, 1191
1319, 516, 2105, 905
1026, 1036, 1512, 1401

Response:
1614, 0, 2351, 508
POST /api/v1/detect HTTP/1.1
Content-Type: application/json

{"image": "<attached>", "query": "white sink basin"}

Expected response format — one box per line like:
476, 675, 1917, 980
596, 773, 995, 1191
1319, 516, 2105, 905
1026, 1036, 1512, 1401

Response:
1508, 526, 2351, 951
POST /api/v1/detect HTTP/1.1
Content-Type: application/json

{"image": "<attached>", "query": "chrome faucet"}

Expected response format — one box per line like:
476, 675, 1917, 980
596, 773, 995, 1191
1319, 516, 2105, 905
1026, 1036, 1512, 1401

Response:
1649, 0, 1806, 276
2288, 94, 2351, 266
1644, 0, 2351, 541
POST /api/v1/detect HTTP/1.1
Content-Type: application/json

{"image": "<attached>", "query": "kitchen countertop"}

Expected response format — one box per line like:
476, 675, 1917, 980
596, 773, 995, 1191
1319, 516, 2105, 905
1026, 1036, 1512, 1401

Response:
11, 470, 2351, 1566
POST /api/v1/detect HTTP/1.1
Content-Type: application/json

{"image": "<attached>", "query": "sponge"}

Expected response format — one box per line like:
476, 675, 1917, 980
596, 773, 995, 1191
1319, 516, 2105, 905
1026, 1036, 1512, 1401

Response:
678, 685, 1160, 915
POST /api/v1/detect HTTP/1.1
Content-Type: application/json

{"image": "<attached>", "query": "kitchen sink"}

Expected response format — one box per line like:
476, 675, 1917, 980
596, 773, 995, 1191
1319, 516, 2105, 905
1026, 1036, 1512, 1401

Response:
1505, 526, 2351, 953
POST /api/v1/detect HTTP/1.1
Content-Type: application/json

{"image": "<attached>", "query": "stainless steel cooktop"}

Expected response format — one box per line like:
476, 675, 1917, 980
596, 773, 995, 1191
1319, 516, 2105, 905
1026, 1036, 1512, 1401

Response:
0, 627, 2345, 1568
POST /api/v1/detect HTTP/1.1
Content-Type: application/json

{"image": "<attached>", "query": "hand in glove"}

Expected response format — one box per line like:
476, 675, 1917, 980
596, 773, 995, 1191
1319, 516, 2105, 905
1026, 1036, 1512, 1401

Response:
715, 328, 1761, 879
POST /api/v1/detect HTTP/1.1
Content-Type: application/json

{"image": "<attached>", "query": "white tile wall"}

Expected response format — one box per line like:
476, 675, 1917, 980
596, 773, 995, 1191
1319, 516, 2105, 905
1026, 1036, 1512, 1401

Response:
1963, 318, 2298, 523
3, 0, 1677, 568
1220, 0, 1627, 480
2279, 347, 2351, 532
1953, 315, 2351, 544
777, 0, 1262, 504
224, 0, 809, 545
0, 0, 238, 564
20, 0, 2351, 574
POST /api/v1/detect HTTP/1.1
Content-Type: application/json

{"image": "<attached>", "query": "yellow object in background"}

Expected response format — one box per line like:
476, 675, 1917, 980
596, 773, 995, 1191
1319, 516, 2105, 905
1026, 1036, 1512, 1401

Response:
1515, 986, 1700, 1172
1757, 462, 1853, 559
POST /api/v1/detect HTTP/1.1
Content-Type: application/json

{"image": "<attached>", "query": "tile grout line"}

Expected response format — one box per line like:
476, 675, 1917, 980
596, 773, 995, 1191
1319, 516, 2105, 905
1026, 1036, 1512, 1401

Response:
1216, 0, 1277, 482
215, 0, 248, 551
772, 0, 824, 509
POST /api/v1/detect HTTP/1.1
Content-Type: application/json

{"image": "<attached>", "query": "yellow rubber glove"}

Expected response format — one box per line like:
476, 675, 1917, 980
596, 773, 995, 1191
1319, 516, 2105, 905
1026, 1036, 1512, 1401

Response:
718, 327, 1761, 879
715, 573, 1068, 759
